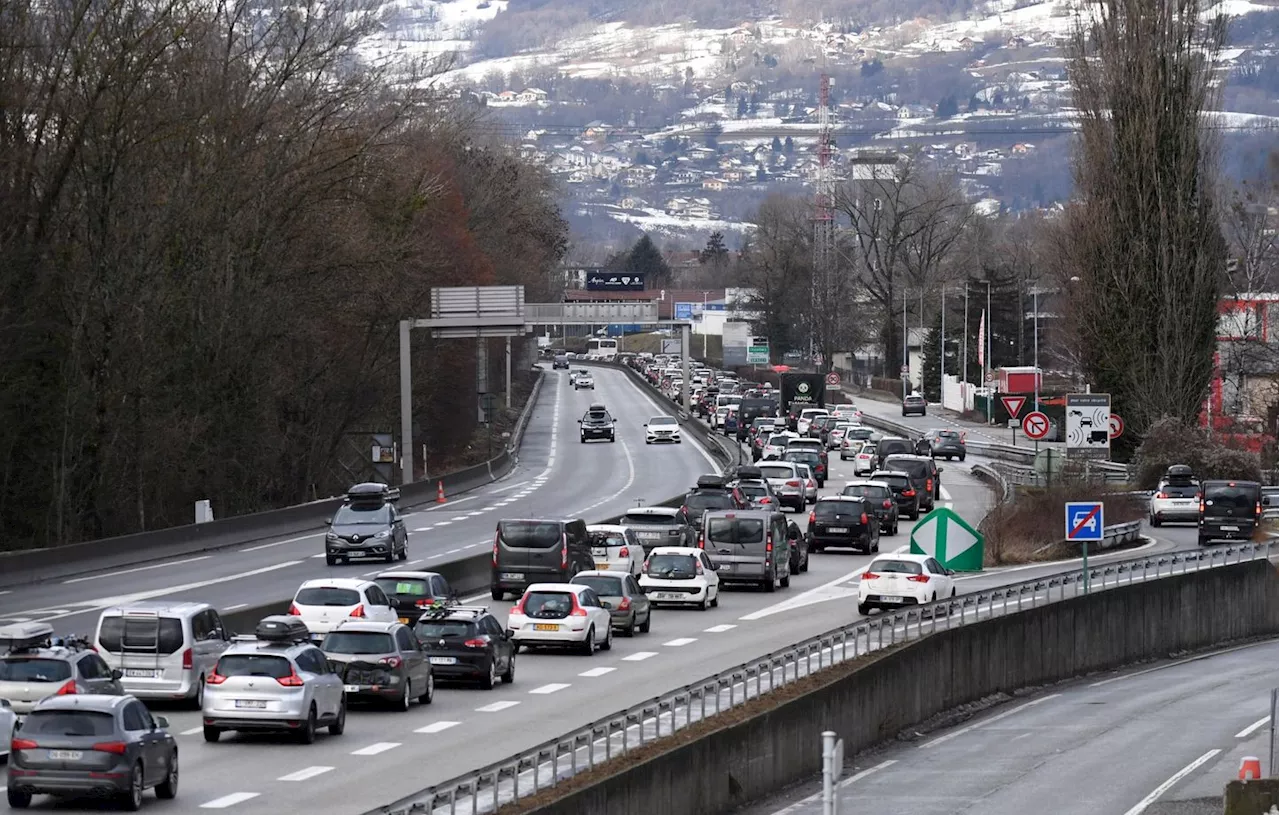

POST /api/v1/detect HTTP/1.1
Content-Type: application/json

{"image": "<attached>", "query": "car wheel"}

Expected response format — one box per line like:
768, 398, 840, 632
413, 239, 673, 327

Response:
191, 676, 205, 710
623, 614, 636, 636
1151, 515, 1162, 527
951, 587, 957, 598
6, 787, 32, 809
893, 521, 900, 535
329, 698, 347, 735
780, 571, 791, 588
120, 761, 144, 811
155, 753, 179, 799
801, 551, 809, 573
399, 545, 408, 561
297, 706, 317, 744
639, 610, 652, 633
698, 596, 709, 611
857, 603, 871, 615
481, 659, 498, 690
325, 555, 337, 566
384, 550, 395, 563
874, 537, 881, 553
203, 725, 221, 743
491, 587, 504, 601
601, 626, 613, 651
711, 588, 719, 607
581, 626, 597, 656
418, 670, 435, 704
501, 652, 516, 683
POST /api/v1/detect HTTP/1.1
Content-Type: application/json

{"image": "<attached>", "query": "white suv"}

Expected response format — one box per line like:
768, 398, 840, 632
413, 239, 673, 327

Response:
289, 579, 397, 640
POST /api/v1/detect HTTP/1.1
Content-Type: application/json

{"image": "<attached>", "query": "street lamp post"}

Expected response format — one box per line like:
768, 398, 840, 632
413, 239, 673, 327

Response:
939, 286, 946, 406
986, 280, 993, 425
962, 283, 969, 402
1033, 286, 1040, 410
901, 286, 908, 398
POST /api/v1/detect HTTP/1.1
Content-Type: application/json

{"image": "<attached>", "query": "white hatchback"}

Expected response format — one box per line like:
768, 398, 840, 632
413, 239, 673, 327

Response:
507, 584, 614, 655
844, 440, 877, 475
289, 579, 397, 639
638, 547, 721, 610
587, 524, 644, 575
857, 554, 956, 615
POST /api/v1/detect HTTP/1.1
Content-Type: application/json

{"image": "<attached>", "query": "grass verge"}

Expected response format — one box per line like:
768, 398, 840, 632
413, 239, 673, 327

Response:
979, 484, 1145, 566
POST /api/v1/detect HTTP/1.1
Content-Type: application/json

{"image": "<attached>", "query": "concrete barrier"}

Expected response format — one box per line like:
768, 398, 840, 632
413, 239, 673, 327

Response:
509, 560, 1279, 815
1224, 779, 1279, 815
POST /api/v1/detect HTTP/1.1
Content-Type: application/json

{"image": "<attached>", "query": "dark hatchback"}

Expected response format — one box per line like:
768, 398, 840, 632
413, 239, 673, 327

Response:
875, 437, 915, 469
372, 571, 457, 626
870, 470, 921, 520
924, 429, 966, 461
883, 454, 941, 511
1198, 480, 1263, 546
902, 394, 927, 416
841, 481, 900, 535
579, 407, 616, 443
807, 496, 880, 554
412, 606, 515, 689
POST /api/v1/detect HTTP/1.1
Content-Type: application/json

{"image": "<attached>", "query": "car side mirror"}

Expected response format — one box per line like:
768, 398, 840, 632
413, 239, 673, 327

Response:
325, 517, 333, 525
578, 419, 582, 423
937, 467, 945, 474
154, 716, 170, 730
0, 699, 10, 710
643, 423, 648, 427
110, 668, 124, 680
946, 569, 956, 575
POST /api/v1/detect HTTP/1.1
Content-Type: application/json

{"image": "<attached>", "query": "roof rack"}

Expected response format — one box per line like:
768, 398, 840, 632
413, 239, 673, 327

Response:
695, 474, 728, 489
418, 603, 486, 621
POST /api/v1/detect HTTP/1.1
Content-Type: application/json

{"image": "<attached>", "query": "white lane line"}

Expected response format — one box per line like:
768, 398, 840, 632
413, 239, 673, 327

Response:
427, 553, 443, 560
419, 495, 481, 512
768, 760, 898, 815
201, 793, 261, 808
416, 721, 462, 734
529, 683, 571, 695
468, 511, 485, 517
351, 742, 401, 756
579, 667, 616, 677
622, 651, 659, 661
460, 592, 491, 604
939, 486, 952, 501
445, 548, 461, 555
492, 480, 531, 493
482, 506, 500, 512
464, 544, 479, 549
498, 500, 515, 506
240, 532, 322, 553
181, 726, 203, 736
0, 590, 9, 596
278, 766, 334, 782
451, 516, 471, 522
630, 379, 722, 471
476, 701, 520, 712
1235, 716, 1272, 739
62, 556, 212, 584
663, 637, 697, 647
414, 527, 434, 532
704, 624, 737, 633
1121, 749, 1222, 815
920, 694, 1061, 748
310, 553, 327, 558
407, 559, 424, 566
224, 603, 248, 612
435, 521, 452, 527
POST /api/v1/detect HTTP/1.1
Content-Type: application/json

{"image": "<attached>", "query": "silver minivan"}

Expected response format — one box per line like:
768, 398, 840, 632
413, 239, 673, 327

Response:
95, 602, 231, 708
699, 510, 791, 592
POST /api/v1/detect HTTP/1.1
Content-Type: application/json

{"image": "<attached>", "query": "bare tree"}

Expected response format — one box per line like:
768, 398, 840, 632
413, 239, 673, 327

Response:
736, 195, 814, 356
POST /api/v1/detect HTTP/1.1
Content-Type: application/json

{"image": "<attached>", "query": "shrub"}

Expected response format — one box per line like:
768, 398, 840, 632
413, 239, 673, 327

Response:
1132, 417, 1263, 489
979, 484, 1145, 565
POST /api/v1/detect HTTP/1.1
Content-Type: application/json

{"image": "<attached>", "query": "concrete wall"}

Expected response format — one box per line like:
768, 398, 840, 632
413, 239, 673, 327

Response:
514, 560, 1279, 815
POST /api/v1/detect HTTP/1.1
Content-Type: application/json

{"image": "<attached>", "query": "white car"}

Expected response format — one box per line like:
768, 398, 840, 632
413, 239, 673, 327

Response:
568, 369, 588, 386
587, 524, 644, 575
712, 405, 730, 429
828, 422, 858, 450
857, 554, 956, 615
1148, 481, 1200, 526
575, 372, 595, 390
506, 584, 613, 655
832, 405, 863, 423
638, 547, 720, 610
645, 415, 681, 444
289, 578, 397, 639
844, 440, 877, 475
0, 698, 14, 759
762, 431, 799, 460
796, 408, 830, 436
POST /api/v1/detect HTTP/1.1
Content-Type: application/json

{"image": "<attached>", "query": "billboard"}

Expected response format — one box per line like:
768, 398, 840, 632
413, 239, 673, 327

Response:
722, 321, 752, 367
584, 270, 646, 291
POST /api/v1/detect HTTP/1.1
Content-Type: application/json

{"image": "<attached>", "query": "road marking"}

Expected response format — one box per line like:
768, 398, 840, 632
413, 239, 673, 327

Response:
420, 495, 480, 512
224, 603, 248, 612
579, 667, 616, 677
768, 760, 898, 815
529, 683, 571, 694
181, 726, 203, 735
492, 480, 531, 493
435, 521, 452, 527
310, 553, 327, 558
416, 721, 461, 734
201, 793, 261, 808
240, 532, 321, 553
939, 486, 952, 501
1121, 749, 1222, 815
445, 548, 461, 555
414, 528, 433, 532
464, 543, 479, 549
62, 555, 213, 585
622, 651, 659, 661
1235, 716, 1272, 739
0, 590, 9, 596
630, 380, 721, 470
663, 637, 697, 647
351, 742, 401, 756
739, 565, 870, 621
476, 701, 520, 712
704, 624, 737, 633
919, 694, 1061, 748
278, 766, 334, 781
407, 559, 424, 566
452, 515, 471, 521
1089, 642, 1273, 687
468, 511, 485, 517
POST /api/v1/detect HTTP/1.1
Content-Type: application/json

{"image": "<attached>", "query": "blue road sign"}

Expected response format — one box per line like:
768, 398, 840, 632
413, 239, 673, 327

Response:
1065, 502, 1105, 542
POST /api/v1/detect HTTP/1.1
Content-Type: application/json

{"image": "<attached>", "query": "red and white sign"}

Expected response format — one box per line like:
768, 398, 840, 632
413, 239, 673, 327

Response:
825, 372, 841, 386
1108, 413, 1124, 439
1000, 395, 1027, 419
1022, 411, 1051, 441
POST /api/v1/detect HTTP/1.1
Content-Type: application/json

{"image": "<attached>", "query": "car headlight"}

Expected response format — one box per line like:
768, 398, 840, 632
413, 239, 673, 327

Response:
375, 529, 391, 539
325, 532, 339, 541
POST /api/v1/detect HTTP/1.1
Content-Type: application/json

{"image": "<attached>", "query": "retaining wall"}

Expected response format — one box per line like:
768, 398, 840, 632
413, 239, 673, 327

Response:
515, 560, 1279, 815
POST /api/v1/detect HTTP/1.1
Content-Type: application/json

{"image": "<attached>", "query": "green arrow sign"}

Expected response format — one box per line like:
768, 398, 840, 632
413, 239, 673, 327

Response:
909, 506, 985, 572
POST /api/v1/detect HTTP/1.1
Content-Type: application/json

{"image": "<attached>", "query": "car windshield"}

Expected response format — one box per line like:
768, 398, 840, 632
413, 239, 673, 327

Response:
295, 587, 361, 607
0, 658, 72, 682
522, 592, 576, 619
649, 417, 677, 427
373, 578, 430, 597
843, 484, 889, 500
573, 576, 624, 596
333, 504, 391, 525
20, 711, 116, 737
685, 493, 735, 513
322, 631, 395, 654
415, 620, 475, 639
758, 465, 796, 480
816, 500, 862, 518
499, 521, 562, 548
621, 512, 679, 526
646, 554, 697, 577
216, 654, 293, 679
868, 559, 924, 575
707, 517, 765, 544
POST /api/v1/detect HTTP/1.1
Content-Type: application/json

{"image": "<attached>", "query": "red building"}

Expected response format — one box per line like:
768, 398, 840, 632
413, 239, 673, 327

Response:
1204, 292, 1278, 445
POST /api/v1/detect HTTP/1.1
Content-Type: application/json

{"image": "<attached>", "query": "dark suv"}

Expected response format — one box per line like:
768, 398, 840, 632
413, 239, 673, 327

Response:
682, 475, 748, 533
882, 454, 941, 511
870, 469, 921, 520
579, 405, 616, 443
841, 481, 900, 535
875, 437, 915, 470
1198, 480, 1263, 546
807, 496, 880, 554
412, 605, 515, 689
491, 519, 593, 600
325, 483, 408, 565
902, 394, 927, 416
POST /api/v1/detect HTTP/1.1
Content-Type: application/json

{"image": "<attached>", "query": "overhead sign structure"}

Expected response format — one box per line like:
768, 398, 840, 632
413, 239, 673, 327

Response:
909, 507, 985, 572
1065, 502, 1105, 542
674, 302, 704, 321
825, 372, 841, 386
584, 271, 645, 291
1022, 410, 1051, 441
1001, 395, 1027, 419
1108, 413, 1124, 439
1066, 393, 1112, 459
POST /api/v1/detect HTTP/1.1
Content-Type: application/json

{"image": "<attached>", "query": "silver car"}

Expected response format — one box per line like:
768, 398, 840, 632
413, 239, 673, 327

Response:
201, 617, 346, 744
321, 621, 434, 710
570, 571, 652, 636
617, 507, 695, 553
94, 602, 230, 709
755, 461, 807, 512
0, 623, 124, 715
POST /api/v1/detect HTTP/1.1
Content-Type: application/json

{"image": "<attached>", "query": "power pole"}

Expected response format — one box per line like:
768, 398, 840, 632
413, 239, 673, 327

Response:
812, 73, 836, 372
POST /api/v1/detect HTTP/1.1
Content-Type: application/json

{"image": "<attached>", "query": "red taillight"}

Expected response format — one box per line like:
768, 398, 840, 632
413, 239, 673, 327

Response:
415, 598, 433, 607
863, 571, 879, 580
277, 668, 305, 687
182, 648, 193, 670
808, 511, 815, 525
861, 513, 868, 524
92, 741, 128, 755
765, 535, 773, 553
695, 559, 704, 574
493, 532, 499, 566
207, 670, 227, 685
512, 595, 527, 615
1156, 492, 1168, 499
379, 656, 403, 668
55, 680, 76, 696
883, 499, 893, 509
786, 480, 801, 487
463, 638, 488, 648
569, 599, 588, 618
760, 497, 772, 504
617, 597, 631, 611
902, 488, 916, 497
907, 574, 930, 583
561, 533, 568, 569
288, 603, 302, 616
619, 546, 630, 559
349, 604, 365, 618
10, 738, 37, 752
697, 534, 705, 548
1200, 501, 1206, 513
926, 478, 933, 492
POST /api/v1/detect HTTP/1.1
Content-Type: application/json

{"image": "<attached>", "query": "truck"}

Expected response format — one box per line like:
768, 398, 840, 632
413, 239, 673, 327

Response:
779, 372, 825, 430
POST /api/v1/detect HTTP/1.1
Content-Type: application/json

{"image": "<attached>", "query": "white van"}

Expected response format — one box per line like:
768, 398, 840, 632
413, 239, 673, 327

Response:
711, 394, 742, 428
95, 602, 231, 708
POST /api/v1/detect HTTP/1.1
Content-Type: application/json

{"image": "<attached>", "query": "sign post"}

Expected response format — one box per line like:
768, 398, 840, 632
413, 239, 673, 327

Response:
1065, 502, 1105, 594
822, 731, 844, 815
909, 507, 985, 572
1001, 395, 1027, 445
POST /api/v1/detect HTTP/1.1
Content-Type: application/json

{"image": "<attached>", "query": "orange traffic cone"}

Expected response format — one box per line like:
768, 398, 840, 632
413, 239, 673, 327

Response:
436, 481, 447, 504
1239, 756, 1262, 780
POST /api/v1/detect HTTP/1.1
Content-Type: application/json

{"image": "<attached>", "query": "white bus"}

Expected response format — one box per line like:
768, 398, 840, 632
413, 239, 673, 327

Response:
586, 338, 619, 360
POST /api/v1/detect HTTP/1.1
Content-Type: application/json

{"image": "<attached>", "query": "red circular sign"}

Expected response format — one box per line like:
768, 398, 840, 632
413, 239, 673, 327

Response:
1108, 413, 1124, 439
1022, 411, 1051, 440
825, 372, 841, 386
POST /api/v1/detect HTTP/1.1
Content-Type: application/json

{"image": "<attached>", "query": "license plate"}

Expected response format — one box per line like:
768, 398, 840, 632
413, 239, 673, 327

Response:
1221, 525, 1239, 531
534, 624, 559, 632
343, 684, 361, 693
826, 527, 848, 534
124, 669, 159, 678
595, 562, 610, 570
501, 573, 524, 580
48, 749, 82, 760
639, 531, 661, 539
429, 657, 457, 666
880, 596, 904, 604
235, 700, 267, 709
398, 617, 410, 624
591, 547, 608, 556
653, 592, 682, 600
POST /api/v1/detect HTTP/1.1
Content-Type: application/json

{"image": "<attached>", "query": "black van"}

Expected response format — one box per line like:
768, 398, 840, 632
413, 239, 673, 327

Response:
875, 437, 914, 469
1198, 480, 1262, 546
491, 519, 592, 600
883, 454, 941, 511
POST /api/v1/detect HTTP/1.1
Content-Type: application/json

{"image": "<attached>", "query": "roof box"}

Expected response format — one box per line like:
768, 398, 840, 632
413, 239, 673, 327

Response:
696, 474, 728, 489
346, 482, 399, 504
0, 621, 55, 653
255, 615, 311, 643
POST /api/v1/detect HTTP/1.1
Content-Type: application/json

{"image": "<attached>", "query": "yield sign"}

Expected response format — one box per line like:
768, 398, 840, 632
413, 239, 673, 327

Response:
909, 507, 985, 572
1001, 395, 1027, 419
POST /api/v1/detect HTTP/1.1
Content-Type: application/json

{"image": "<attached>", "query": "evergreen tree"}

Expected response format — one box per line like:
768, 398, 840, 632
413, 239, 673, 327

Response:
936, 95, 959, 118
725, 85, 733, 103
749, 90, 761, 113
774, 102, 788, 117
992, 89, 1005, 107
791, 102, 805, 117
704, 123, 721, 149
700, 231, 729, 265
784, 136, 795, 154
756, 166, 767, 181
736, 97, 748, 117
771, 135, 783, 153
921, 314, 943, 403
968, 94, 982, 112
626, 234, 671, 287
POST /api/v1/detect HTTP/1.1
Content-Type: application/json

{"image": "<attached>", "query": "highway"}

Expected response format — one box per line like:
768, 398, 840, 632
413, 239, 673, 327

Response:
751, 639, 1279, 815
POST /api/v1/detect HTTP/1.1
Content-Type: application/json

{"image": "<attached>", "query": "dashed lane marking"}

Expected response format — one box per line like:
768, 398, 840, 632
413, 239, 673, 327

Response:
201, 793, 261, 808
351, 742, 401, 756
663, 638, 697, 647
529, 683, 571, 695
476, 701, 521, 712
579, 667, 616, 677
278, 766, 334, 782
704, 624, 737, 633
622, 651, 659, 661
416, 721, 462, 734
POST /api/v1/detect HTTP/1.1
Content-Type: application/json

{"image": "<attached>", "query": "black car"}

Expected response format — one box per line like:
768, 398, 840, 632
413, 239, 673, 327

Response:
786, 520, 810, 574
1198, 480, 1263, 546
807, 496, 880, 554
870, 470, 921, 520
883, 454, 941, 510
325, 484, 409, 565
902, 394, 927, 416
579, 405, 616, 443
372, 571, 458, 626
552, 354, 569, 370
413, 606, 515, 689
875, 437, 915, 470
682, 475, 748, 532
923, 429, 966, 461
841, 481, 900, 535
491, 518, 593, 600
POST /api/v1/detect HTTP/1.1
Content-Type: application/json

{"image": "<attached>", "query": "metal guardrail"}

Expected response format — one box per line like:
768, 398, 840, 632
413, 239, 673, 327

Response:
365, 541, 1277, 815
